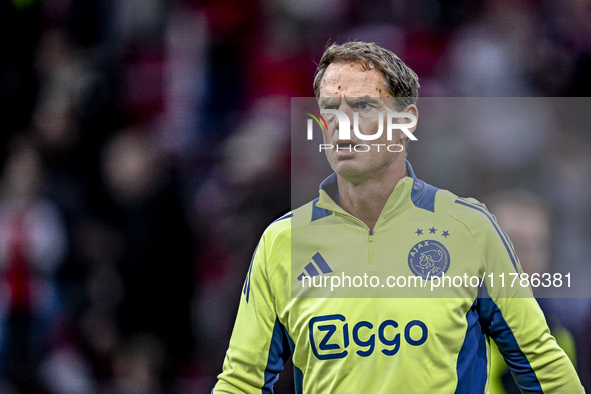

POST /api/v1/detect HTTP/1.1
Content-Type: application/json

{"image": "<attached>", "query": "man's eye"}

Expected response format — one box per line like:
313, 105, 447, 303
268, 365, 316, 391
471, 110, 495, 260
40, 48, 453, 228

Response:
324, 105, 338, 109
356, 102, 370, 110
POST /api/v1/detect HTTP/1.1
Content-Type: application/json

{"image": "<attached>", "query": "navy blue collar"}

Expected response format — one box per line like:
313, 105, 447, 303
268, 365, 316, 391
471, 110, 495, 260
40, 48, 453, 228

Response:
313, 160, 438, 221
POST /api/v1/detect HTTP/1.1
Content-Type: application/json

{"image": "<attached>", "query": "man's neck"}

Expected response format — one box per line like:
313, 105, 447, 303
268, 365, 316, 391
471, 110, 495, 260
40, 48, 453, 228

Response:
336, 158, 408, 230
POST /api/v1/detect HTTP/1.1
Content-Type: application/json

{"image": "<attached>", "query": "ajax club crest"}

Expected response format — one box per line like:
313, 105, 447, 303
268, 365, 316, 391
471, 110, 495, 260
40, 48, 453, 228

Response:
408, 240, 450, 280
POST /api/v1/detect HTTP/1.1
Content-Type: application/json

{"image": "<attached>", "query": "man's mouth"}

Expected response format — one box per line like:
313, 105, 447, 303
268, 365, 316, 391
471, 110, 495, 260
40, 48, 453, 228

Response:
336, 140, 356, 150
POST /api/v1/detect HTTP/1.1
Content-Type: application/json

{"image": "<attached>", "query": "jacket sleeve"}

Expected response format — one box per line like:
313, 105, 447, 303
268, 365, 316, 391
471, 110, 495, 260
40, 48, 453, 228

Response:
213, 235, 292, 394
471, 201, 584, 393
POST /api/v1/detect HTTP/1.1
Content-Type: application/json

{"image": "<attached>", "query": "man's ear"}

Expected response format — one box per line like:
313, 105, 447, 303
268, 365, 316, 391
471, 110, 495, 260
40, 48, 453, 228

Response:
404, 104, 418, 134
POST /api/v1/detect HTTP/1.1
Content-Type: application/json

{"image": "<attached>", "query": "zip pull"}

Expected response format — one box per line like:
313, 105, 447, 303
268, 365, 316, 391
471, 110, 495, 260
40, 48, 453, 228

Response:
368, 229, 375, 265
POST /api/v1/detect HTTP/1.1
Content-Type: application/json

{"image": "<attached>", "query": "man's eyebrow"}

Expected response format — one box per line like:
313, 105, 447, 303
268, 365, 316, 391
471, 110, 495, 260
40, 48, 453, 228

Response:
343, 96, 385, 107
347, 96, 381, 103
318, 97, 339, 107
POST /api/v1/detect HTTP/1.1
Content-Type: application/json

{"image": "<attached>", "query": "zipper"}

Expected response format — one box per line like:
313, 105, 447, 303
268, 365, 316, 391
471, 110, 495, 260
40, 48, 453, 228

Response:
332, 212, 377, 266
368, 229, 375, 266
321, 180, 407, 267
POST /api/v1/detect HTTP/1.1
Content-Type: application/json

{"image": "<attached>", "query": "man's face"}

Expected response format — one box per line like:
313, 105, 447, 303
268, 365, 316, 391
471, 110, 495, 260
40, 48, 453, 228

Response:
318, 62, 414, 184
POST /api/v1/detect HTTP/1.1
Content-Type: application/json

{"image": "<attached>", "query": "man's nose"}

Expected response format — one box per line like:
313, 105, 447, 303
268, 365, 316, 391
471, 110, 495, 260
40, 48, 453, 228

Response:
338, 101, 354, 116
334, 102, 354, 133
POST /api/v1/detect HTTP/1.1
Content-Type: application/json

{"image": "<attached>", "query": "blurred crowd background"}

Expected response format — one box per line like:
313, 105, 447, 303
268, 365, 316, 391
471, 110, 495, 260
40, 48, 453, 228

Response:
0, 0, 590, 393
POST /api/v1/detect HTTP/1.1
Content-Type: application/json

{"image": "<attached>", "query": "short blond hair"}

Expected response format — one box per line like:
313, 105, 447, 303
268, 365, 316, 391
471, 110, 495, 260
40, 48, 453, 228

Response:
313, 41, 419, 109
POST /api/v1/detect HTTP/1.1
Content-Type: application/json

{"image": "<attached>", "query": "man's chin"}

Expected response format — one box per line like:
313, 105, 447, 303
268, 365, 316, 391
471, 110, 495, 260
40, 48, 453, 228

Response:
331, 162, 370, 182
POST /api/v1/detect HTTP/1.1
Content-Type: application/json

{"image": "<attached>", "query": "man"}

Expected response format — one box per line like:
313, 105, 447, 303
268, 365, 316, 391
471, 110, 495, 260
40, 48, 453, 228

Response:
212, 41, 584, 393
